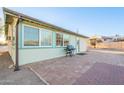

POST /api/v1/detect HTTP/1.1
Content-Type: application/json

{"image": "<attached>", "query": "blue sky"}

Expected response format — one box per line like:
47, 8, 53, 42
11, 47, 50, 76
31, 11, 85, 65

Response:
0, 7, 124, 37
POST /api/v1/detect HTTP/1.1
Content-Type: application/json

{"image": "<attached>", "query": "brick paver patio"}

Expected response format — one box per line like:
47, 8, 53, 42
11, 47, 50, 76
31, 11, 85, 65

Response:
74, 63, 124, 85
28, 51, 124, 85
28, 55, 93, 85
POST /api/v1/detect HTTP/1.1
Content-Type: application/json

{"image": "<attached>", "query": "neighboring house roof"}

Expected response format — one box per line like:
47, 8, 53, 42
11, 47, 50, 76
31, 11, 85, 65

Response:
101, 36, 113, 40
3, 7, 88, 38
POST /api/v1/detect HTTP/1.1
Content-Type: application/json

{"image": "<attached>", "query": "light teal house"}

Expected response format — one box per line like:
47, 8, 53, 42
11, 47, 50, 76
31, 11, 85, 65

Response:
3, 8, 88, 71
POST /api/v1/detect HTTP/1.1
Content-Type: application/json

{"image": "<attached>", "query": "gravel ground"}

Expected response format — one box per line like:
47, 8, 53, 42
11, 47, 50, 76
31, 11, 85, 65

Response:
0, 48, 45, 85
0, 52, 13, 69
0, 67, 46, 85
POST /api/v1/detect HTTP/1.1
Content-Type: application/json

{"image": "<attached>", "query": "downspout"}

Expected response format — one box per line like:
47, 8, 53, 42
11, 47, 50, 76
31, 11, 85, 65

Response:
14, 17, 20, 71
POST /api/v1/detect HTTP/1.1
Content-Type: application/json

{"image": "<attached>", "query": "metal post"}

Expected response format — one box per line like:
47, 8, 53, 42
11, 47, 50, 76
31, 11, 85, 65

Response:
14, 18, 20, 71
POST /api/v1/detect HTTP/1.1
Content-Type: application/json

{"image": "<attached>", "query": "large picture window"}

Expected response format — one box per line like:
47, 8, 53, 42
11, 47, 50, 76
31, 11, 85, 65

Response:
63, 34, 70, 46
40, 29, 52, 46
56, 33, 63, 46
24, 26, 39, 46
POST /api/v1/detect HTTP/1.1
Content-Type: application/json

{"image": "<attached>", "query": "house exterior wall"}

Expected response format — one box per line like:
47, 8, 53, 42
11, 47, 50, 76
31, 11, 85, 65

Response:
79, 37, 88, 52
8, 24, 15, 63
7, 18, 17, 65
18, 21, 87, 65
19, 48, 65, 65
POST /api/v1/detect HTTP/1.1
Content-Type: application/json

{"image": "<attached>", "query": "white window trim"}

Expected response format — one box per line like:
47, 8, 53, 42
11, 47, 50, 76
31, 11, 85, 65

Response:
22, 24, 40, 48
56, 32, 64, 47
39, 28, 53, 47
63, 34, 70, 47
22, 24, 53, 48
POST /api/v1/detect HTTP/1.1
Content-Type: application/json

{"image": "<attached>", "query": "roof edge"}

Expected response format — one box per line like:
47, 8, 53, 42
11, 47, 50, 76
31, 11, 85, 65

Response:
3, 7, 88, 38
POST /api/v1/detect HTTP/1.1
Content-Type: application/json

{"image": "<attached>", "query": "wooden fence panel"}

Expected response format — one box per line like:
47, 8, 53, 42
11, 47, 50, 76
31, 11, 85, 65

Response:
95, 41, 124, 50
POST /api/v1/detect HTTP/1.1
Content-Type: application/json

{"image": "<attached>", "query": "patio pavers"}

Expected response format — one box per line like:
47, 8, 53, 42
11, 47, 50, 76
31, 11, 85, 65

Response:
74, 63, 124, 85
27, 51, 124, 85
28, 56, 93, 85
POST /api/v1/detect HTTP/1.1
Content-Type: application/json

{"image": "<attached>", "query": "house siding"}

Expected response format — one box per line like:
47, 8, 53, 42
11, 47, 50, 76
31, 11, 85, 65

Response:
79, 37, 88, 52
4, 9, 88, 66
19, 48, 65, 65
18, 21, 87, 65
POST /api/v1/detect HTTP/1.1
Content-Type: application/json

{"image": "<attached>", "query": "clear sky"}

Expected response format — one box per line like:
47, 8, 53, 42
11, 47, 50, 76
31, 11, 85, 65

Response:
0, 7, 124, 37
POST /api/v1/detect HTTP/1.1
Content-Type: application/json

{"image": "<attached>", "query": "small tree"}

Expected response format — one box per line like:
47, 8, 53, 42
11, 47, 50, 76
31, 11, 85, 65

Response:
0, 25, 4, 35
90, 39, 97, 48
0, 18, 4, 35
